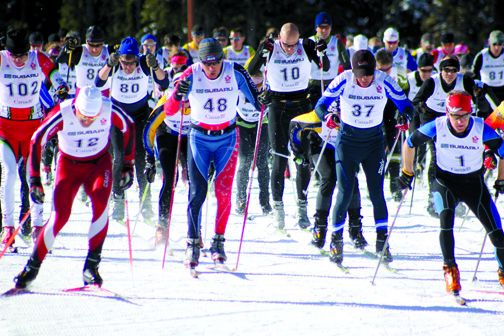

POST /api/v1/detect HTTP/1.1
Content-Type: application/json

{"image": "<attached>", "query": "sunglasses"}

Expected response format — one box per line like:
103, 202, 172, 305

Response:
143, 43, 156, 47
448, 113, 471, 120
9, 51, 28, 59
378, 65, 392, 72
229, 37, 241, 41
202, 59, 222, 67
386, 40, 398, 45
442, 67, 458, 74
88, 43, 104, 48
419, 68, 433, 73
120, 59, 137, 66
281, 41, 297, 49
492, 43, 503, 47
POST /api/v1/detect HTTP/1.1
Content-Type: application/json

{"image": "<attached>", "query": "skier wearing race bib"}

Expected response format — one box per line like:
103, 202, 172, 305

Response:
164, 38, 261, 269
96, 36, 168, 223
315, 49, 413, 266
13, 86, 135, 289
398, 90, 504, 293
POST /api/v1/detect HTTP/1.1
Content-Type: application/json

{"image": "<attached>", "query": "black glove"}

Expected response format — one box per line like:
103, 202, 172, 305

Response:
262, 38, 275, 53
258, 89, 272, 106
119, 163, 134, 191
65, 36, 79, 51
107, 52, 120, 68
494, 179, 504, 194
144, 156, 156, 183
174, 78, 191, 101
146, 53, 159, 70
30, 177, 45, 204
55, 84, 69, 101
315, 39, 327, 54
397, 169, 414, 190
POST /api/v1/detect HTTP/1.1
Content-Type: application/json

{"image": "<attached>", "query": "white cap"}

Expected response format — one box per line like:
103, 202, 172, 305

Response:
353, 34, 368, 51
383, 27, 399, 42
76, 86, 103, 117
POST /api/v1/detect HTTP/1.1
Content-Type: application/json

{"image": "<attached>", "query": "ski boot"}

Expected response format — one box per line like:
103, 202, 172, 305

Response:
184, 238, 201, 268
296, 199, 311, 229
261, 202, 272, 216
42, 165, 53, 186
2, 226, 16, 246
210, 234, 227, 263
443, 263, 461, 293
31, 226, 45, 243
329, 232, 344, 265
111, 193, 125, 221
14, 256, 42, 289
498, 267, 504, 289
390, 179, 403, 202
311, 210, 328, 249
376, 232, 393, 262
154, 226, 167, 246
273, 201, 285, 229
19, 204, 32, 237
141, 204, 154, 223
426, 198, 439, 218
455, 203, 467, 217
348, 211, 368, 250
235, 199, 246, 215
83, 251, 103, 286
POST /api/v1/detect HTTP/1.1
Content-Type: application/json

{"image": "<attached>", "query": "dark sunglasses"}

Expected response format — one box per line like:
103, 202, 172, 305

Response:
9, 51, 28, 58
492, 43, 503, 47
120, 59, 137, 66
281, 41, 297, 48
88, 43, 104, 48
442, 67, 458, 74
229, 37, 241, 41
202, 59, 222, 67
419, 68, 433, 73
386, 40, 398, 45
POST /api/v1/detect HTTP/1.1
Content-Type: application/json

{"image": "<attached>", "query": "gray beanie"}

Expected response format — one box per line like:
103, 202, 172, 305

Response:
198, 38, 223, 62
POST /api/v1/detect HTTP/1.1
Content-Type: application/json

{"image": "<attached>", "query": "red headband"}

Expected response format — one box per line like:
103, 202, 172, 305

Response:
446, 92, 472, 114
171, 55, 188, 65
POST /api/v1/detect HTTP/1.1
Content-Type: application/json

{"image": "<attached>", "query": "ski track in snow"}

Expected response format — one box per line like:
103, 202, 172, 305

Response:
1, 169, 504, 336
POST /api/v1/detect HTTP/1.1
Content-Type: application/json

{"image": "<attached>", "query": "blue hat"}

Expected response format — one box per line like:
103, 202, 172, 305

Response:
118, 36, 139, 56
141, 33, 156, 44
315, 12, 332, 28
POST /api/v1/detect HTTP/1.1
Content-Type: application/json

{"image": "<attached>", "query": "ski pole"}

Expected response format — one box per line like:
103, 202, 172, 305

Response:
162, 100, 185, 269
234, 73, 269, 272
384, 128, 403, 174
303, 128, 333, 196
371, 188, 409, 285
408, 151, 418, 215
123, 192, 134, 272
0, 206, 33, 260
472, 193, 498, 281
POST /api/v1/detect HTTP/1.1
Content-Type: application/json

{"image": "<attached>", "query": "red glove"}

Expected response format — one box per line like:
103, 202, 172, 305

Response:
324, 113, 340, 130
484, 150, 497, 170
395, 115, 409, 132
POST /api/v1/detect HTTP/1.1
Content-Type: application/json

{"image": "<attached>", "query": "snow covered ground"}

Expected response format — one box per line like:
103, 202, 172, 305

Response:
1, 165, 504, 336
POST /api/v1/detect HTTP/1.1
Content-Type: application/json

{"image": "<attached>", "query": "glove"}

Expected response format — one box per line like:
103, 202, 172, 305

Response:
484, 150, 497, 170
107, 52, 120, 68
119, 163, 134, 191
324, 113, 340, 130
258, 89, 272, 106
262, 38, 275, 53
315, 39, 327, 55
395, 115, 409, 132
29, 177, 45, 204
144, 156, 156, 183
494, 179, 504, 194
174, 78, 191, 101
397, 169, 414, 190
65, 36, 79, 51
55, 84, 69, 101
146, 53, 159, 70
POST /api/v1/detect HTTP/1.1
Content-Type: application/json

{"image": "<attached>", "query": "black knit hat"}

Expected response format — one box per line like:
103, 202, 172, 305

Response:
417, 53, 434, 68
351, 49, 376, 77
5, 28, 29, 54
439, 55, 460, 71
198, 38, 223, 62
85, 26, 105, 43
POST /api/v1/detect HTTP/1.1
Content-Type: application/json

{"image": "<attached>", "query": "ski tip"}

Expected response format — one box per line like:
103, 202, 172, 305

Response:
1, 287, 29, 297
